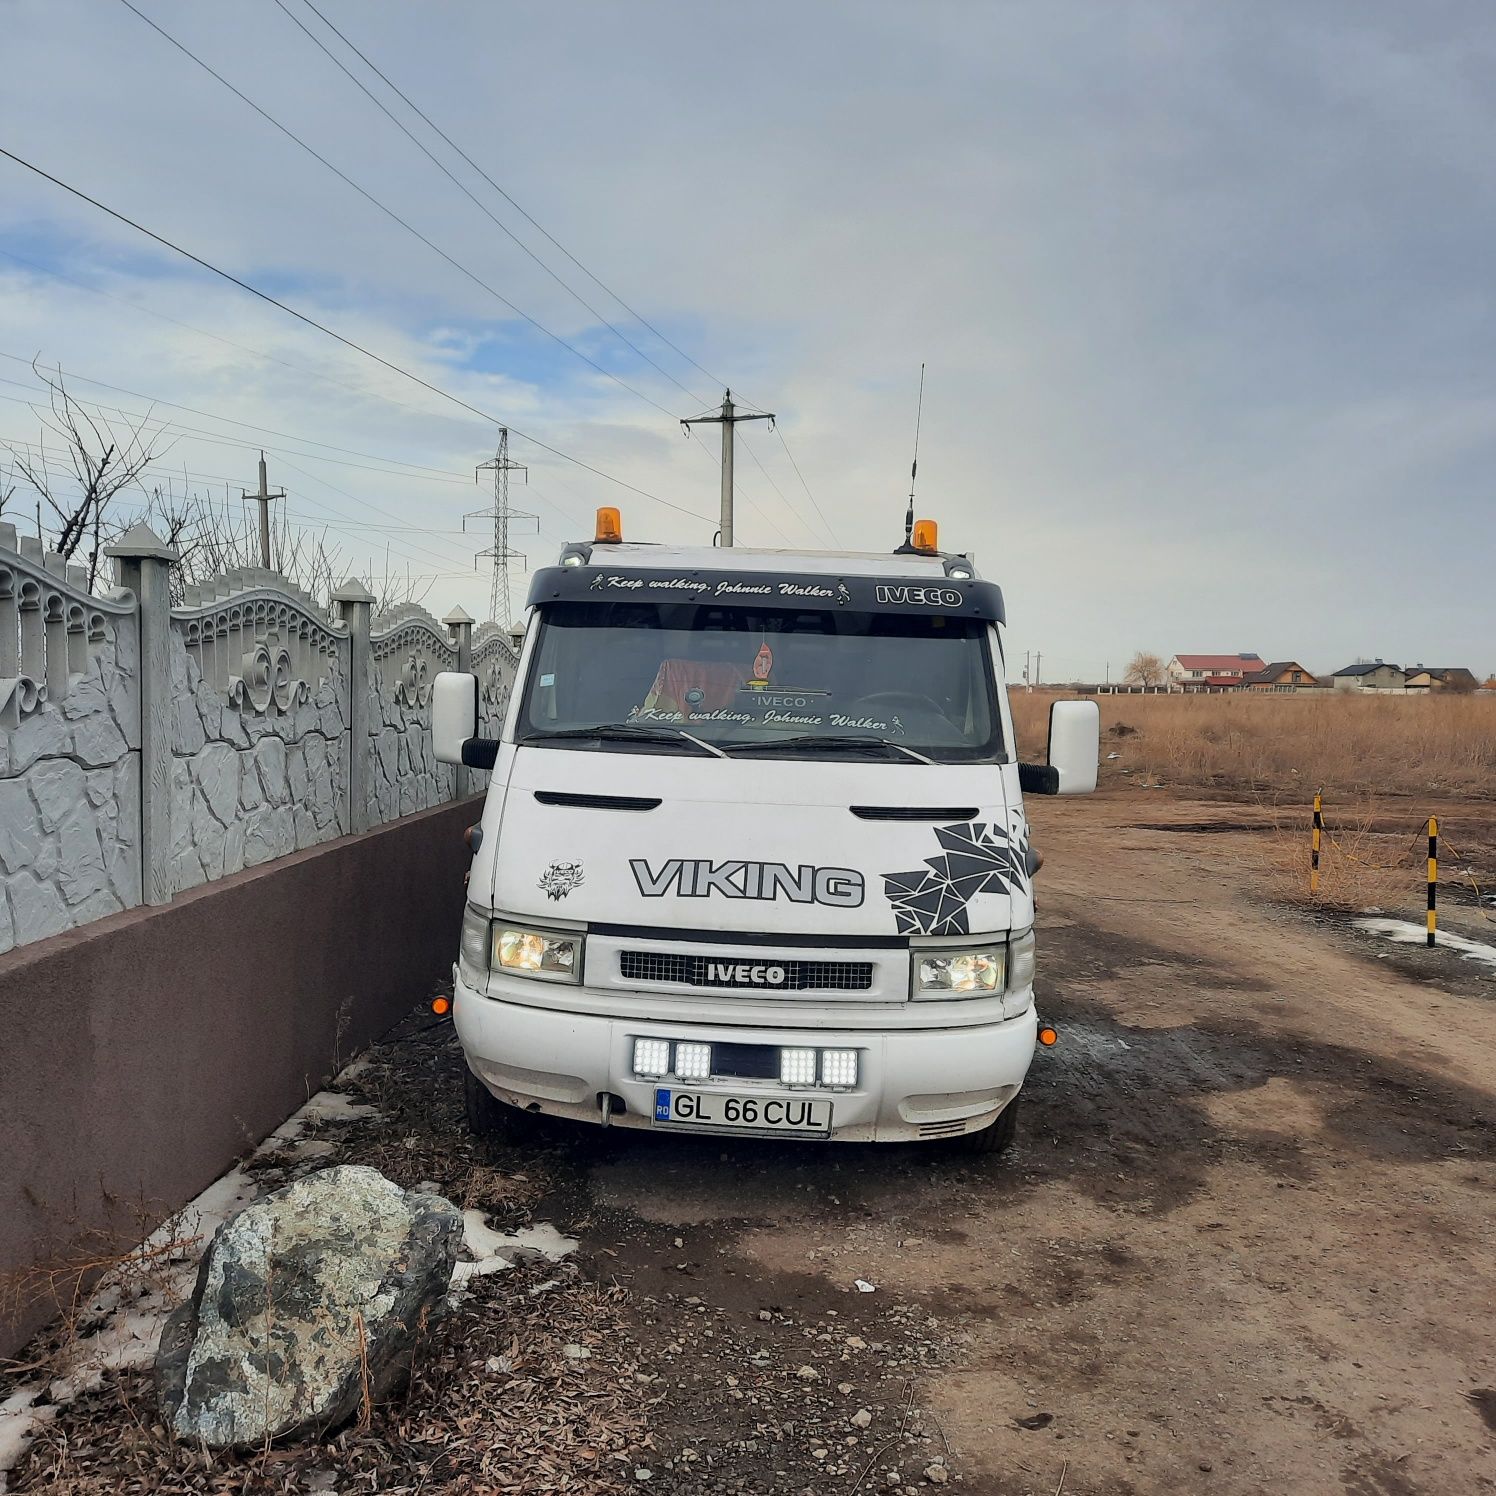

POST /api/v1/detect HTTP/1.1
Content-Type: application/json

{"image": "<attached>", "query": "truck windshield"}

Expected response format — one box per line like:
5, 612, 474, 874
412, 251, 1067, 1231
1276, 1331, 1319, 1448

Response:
517, 599, 1004, 762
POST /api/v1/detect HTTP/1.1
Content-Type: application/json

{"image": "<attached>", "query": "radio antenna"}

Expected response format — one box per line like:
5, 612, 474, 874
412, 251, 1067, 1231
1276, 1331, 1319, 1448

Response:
903, 362, 925, 545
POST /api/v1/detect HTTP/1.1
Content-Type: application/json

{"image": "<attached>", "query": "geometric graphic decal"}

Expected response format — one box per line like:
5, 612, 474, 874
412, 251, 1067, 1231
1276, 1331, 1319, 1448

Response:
882, 815, 1030, 936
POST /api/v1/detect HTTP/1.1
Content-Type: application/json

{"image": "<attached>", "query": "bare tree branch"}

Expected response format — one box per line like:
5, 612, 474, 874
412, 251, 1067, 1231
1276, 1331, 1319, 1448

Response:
5, 360, 171, 587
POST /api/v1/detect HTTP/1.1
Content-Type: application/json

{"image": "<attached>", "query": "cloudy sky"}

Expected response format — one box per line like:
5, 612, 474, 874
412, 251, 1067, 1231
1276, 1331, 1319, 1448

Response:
2, 0, 1492, 677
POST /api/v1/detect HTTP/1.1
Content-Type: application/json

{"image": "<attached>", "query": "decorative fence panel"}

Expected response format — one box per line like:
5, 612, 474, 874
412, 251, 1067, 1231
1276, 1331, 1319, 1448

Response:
166, 573, 351, 897
0, 524, 522, 955
0, 523, 142, 950
369, 602, 458, 824
471, 622, 518, 744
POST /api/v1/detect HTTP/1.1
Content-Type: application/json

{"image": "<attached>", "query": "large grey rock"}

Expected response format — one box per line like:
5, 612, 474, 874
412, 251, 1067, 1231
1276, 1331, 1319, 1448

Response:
156, 1166, 461, 1449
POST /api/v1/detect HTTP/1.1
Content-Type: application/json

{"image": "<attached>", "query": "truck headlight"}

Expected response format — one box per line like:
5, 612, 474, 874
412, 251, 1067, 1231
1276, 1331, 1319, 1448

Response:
913, 944, 1005, 998
1007, 928, 1036, 990
494, 924, 582, 983
459, 904, 491, 976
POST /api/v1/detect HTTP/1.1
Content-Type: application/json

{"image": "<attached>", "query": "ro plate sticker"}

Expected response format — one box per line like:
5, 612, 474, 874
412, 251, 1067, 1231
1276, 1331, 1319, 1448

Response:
654, 1088, 672, 1121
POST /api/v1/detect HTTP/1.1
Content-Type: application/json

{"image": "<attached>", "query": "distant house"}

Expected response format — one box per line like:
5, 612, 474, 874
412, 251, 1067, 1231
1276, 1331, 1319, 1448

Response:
1404, 666, 1479, 693
1167, 653, 1266, 689
1332, 661, 1406, 692
1242, 661, 1318, 691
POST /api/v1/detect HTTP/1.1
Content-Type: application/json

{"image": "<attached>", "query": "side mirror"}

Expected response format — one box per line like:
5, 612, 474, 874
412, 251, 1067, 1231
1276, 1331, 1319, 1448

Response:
434, 671, 497, 769
1018, 699, 1099, 796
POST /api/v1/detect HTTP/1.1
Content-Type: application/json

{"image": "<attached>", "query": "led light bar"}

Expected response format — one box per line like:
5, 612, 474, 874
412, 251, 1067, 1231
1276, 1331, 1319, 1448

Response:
674, 1042, 712, 1080
820, 1048, 858, 1088
780, 1047, 818, 1086
632, 1037, 671, 1078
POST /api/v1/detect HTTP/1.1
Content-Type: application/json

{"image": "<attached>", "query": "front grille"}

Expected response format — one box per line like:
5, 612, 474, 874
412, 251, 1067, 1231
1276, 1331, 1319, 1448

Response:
619, 951, 874, 992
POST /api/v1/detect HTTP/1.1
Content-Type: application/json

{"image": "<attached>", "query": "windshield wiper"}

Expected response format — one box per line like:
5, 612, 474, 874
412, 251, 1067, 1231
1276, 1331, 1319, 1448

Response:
522, 723, 727, 759
726, 734, 934, 765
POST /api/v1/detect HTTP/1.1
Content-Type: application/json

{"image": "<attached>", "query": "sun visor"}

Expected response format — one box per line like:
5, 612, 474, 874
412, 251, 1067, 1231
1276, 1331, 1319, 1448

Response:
526, 566, 1005, 623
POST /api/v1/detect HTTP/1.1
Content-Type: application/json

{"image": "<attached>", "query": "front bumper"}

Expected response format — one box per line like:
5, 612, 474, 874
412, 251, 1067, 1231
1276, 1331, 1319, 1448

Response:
453, 970, 1038, 1143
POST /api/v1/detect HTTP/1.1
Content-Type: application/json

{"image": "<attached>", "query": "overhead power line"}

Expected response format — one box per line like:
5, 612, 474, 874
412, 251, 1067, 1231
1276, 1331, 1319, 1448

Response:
774, 425, 839, 548
0, 352, 470, 480
115, 0, 685, 424
0, 372, 473, 486
0, 245, 504, 433
0, 143, 714, 526
282, 0, 838, 551
273, 0, 712, 410
293, 0, 732, 399
0, 434, 482, 578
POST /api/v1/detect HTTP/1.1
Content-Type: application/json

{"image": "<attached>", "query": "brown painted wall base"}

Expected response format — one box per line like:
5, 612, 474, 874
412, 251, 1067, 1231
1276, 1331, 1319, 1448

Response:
0, 797, 478, 1359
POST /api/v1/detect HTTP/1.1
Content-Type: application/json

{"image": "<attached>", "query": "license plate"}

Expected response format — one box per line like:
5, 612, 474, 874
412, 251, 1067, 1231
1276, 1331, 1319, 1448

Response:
653, 1088, 831, 1135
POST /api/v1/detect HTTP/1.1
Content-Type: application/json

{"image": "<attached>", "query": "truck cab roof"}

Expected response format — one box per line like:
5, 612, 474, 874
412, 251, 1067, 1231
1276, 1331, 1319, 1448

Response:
554, 541, 979, 581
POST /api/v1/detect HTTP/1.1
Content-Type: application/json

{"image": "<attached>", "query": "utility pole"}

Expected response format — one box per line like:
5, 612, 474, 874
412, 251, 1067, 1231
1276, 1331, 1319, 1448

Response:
469, 428, 535, 625
1035, 651, 1042, 688
681, 389, 774, 547
243, 452, 284, 569
1023, 651, 1031, 693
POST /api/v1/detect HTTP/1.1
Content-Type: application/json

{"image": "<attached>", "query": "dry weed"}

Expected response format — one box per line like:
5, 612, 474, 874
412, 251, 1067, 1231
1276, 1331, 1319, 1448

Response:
1, 1212, 199, 1381
1251, 806, 1422, 913
1009, 691, 1496, 799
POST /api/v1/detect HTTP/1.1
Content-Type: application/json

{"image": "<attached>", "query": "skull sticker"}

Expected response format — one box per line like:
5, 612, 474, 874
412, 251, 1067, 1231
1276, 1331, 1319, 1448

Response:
538, 860, 585, 900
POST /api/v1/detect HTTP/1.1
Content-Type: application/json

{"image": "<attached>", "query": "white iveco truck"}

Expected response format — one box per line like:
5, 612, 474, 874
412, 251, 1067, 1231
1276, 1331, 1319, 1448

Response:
434, 510, 1097, 1153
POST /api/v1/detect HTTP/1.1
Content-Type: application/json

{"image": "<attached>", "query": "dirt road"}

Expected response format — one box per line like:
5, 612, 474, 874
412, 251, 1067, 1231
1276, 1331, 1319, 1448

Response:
561, 790, 1496, 1495
12, 791, 1494, 1495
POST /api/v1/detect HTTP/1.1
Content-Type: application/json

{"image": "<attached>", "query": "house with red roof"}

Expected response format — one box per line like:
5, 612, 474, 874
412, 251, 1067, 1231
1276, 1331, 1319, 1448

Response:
1166, 653, 1266, 690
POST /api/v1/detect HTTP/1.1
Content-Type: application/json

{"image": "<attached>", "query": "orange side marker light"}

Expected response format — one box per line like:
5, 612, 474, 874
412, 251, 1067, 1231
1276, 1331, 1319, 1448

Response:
432, 996, 451, 1016
1038, 1025, 1058, 1047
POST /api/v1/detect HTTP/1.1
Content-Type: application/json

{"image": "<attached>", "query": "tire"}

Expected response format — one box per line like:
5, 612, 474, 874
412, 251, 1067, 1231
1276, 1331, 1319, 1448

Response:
464, 1067, 530, 1142
948, 1097, 1020, 1156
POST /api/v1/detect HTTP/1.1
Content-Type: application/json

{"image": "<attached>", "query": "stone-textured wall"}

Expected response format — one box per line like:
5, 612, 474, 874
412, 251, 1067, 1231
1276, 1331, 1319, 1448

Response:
474, 624, 516, 743
0, 796, 477, 1360
1, 525, 516, 955
167, 636, 350, 897
0, 530, 142, 954
367, 653, 454, 824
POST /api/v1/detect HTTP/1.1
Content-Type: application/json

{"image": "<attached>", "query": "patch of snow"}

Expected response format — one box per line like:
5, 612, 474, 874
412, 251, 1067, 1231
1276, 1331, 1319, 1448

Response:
255, 1085, 382, 1155
333, 1054, 375, 1082
300, 1091, 380, 1124
0, 1388, 55, 1490
450, 1211, 578, 1288
1354, 918, 1496, 969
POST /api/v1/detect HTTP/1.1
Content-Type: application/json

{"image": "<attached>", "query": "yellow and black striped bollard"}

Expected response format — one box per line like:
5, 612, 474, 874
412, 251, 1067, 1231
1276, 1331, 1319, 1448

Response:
1310, 790, 1323, 895
1427, 815, 1438, 947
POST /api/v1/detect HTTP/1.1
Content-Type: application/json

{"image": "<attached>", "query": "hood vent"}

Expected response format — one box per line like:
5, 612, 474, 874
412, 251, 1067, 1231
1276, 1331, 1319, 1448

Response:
850, 806, 979, 822
534, 791, 661, 812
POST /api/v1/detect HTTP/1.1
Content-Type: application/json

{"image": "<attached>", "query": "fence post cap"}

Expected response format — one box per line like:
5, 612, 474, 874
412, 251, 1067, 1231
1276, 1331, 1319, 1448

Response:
104, 522, 179, 562
442, 605, 475, 627
330, 578, 376, 604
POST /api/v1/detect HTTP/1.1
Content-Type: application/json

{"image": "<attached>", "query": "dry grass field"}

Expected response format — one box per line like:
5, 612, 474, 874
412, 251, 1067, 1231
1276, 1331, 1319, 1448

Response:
1010, 689, 1496, 801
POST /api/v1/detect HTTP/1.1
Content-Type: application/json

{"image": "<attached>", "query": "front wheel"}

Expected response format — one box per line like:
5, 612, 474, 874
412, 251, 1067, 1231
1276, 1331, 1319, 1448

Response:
948, 1097, 1020, 1156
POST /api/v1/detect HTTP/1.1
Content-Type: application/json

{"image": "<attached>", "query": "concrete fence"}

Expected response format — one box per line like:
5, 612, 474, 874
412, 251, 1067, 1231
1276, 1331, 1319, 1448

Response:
0, 520, 523, 1356
0, 522, 519, 953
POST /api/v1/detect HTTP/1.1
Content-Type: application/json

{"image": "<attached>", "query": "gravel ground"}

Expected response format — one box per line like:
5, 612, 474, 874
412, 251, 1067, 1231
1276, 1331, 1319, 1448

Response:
6, 788, 1495, 1495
